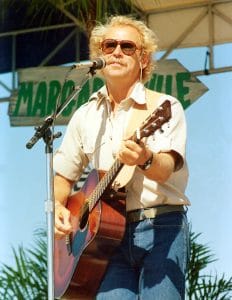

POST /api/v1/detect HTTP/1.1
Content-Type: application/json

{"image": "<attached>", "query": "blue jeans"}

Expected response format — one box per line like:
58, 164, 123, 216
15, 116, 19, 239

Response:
96, 211, 189, 300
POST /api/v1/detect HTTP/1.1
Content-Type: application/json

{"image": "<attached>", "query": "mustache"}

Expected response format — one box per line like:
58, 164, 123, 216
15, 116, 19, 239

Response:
106, 58, 125, 66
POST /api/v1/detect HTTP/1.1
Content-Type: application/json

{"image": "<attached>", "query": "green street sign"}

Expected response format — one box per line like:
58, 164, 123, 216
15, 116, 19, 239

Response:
9, 59, 208, 126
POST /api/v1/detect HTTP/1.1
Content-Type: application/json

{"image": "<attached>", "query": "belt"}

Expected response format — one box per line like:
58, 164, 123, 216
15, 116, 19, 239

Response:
126, 205, 185, 223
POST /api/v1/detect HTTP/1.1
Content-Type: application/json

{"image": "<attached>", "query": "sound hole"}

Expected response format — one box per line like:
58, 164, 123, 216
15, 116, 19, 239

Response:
79, 205, 89, 231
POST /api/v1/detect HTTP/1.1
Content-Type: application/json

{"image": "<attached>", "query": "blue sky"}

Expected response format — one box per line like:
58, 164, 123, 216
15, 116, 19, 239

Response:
0, 44, 232, 279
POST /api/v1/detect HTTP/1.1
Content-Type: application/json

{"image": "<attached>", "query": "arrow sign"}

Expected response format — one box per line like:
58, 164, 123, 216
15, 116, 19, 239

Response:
8, 59, 208, 126
147, 59, 208, 109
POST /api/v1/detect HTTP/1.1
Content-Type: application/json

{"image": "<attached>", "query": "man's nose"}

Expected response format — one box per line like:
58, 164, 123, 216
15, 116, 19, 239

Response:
112, 44, 123, 56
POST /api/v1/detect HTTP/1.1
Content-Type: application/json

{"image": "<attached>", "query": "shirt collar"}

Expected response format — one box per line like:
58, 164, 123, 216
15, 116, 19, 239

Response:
90, 81, 147, 108
130, 81, 146, 105
89, 85, 109, 109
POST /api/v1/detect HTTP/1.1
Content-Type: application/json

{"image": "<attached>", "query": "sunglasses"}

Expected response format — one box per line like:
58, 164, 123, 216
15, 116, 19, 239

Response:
101, 39, 141, 56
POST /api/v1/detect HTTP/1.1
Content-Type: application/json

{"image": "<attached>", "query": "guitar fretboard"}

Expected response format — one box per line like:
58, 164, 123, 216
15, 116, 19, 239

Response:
88, 158, 123, 211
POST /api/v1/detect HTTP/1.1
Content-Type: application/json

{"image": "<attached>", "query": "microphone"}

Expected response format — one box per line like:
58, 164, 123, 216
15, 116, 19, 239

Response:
71, 57, 106, 70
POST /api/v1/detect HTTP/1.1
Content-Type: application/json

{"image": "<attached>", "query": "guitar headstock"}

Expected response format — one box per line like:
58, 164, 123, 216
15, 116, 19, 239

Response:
133, 100, 171, 142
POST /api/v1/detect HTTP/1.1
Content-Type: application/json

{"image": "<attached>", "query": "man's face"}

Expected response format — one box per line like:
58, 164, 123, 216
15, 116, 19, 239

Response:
101, 25, 147, 83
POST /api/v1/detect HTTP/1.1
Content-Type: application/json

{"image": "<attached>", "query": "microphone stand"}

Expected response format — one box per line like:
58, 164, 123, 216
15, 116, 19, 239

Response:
26, 66, 97, 300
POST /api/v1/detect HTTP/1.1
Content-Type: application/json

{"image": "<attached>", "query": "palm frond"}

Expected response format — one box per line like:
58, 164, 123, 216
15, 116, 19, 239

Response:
187, 232, 216, 282
190, 274, 232, 300
0, 229, 47, 299
1, 0, 140, 38
186, 231, 232, 300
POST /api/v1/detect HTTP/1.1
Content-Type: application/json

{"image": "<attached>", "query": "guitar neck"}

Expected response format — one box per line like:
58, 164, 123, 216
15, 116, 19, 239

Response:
88, 158, 124, 211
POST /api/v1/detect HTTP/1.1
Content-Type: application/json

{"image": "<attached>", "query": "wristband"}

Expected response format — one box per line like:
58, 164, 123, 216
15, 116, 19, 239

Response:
138, 153, 153, 170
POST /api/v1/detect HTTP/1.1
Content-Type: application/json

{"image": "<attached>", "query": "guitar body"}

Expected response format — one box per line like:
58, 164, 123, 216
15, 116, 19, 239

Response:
54, 169, 126, 299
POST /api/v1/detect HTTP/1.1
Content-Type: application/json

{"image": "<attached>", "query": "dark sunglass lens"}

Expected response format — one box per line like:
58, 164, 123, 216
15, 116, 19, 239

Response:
121, 42, 136, 54
102, 40, 117, 53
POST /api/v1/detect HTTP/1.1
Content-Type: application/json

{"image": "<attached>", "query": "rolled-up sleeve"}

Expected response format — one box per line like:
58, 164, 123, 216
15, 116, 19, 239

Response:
148, 96, 187, 171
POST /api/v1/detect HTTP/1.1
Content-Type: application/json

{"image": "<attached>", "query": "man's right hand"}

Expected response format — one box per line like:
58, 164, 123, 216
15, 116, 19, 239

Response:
54, 203, 73, 239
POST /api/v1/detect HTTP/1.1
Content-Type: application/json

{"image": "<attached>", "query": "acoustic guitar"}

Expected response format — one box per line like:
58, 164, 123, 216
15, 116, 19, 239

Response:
54, 100, 171, 299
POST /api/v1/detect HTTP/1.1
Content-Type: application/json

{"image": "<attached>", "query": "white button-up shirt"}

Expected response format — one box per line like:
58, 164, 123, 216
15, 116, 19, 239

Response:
53, 82, 190, 211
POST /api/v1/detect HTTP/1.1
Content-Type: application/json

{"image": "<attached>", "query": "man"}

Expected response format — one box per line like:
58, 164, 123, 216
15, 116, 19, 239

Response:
54, 15, 190, 300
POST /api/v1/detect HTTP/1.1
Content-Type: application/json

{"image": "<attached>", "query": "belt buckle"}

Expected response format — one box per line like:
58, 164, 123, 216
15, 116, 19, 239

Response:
142, 209, 150, 220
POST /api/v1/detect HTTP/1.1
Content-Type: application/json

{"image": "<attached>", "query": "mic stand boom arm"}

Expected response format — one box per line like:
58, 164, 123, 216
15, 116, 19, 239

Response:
26, 73, 92, 149
25, 69, 95, 300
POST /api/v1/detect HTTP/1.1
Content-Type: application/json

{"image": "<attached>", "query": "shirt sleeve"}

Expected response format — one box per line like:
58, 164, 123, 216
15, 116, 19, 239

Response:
147, 96, 187, 171
53, 109, 89, 181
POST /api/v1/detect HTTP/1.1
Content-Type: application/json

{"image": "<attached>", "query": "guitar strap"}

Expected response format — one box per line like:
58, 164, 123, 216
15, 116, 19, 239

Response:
113, 88, 163, 189
124, 88, 162, 138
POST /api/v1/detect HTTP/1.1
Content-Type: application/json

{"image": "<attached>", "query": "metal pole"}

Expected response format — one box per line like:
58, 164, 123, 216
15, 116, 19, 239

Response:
45, 139, 55, 300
